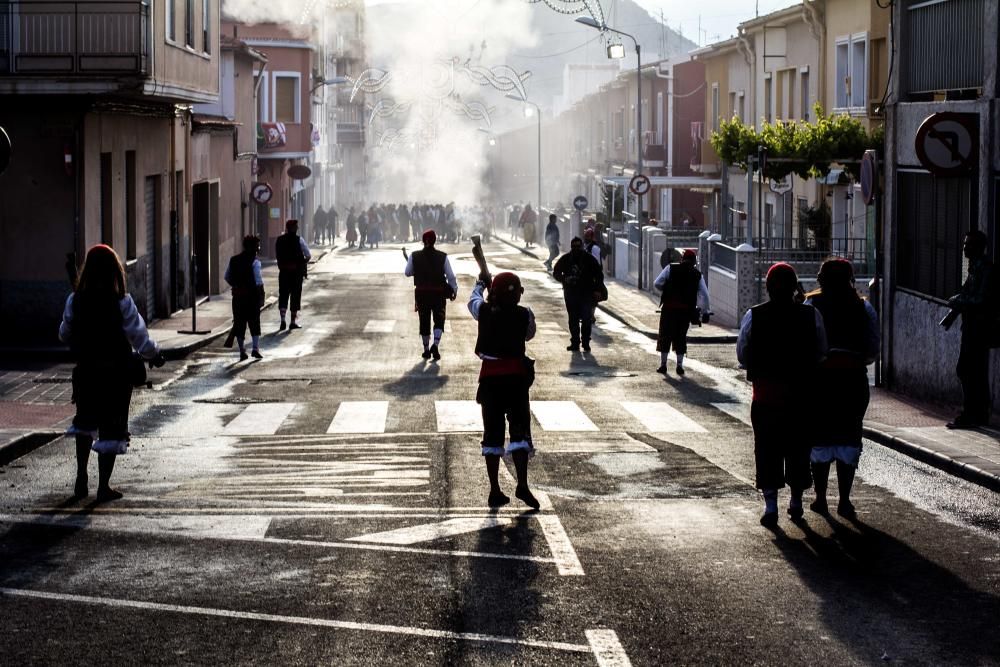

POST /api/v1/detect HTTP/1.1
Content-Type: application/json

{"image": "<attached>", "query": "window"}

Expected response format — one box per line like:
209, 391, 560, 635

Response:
202, 0, 210, 54
166, 0, 176, 42
737, 92, 745, 122
800, 68, 810, 120
185, 0, 194, 48
896, 171, 975, 300
711, 84, 719, 131
835, 34, 867, 109
764, 73, 772, 123
274, 74, 300, 123
125, 151, 136, 260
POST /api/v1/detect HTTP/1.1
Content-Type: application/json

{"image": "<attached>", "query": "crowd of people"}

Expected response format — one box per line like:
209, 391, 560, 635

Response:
340, 202, 501, 249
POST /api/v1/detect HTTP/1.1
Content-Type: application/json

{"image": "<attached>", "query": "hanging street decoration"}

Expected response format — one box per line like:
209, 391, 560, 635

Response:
526, 0, 606, 26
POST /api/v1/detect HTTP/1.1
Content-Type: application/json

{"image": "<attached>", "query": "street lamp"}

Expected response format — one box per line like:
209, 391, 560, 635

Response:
577, 16, 647, 288
506, 93, 542, 217
310, 75, 349, 94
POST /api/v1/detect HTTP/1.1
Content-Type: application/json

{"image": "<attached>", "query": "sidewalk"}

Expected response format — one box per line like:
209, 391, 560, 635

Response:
0, 245, 333, 463
499, 233, 1000, 493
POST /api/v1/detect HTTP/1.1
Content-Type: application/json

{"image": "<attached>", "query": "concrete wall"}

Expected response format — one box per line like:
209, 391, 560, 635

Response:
708, 266, 739, 327
156, 0, 221, 100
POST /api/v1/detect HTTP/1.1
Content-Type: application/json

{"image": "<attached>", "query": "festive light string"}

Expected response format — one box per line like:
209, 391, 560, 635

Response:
349, 60, 531, 104
525, 0, 605, 26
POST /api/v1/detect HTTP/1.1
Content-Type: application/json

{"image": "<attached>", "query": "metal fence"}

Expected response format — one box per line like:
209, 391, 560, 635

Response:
755, 237, 874, 278
711, 242, 736, 273
0, 1, 150, 75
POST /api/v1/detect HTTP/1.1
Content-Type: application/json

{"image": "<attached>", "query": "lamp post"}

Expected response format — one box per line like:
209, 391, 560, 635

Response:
506, 94, 542, 217
576, 17, 646, 288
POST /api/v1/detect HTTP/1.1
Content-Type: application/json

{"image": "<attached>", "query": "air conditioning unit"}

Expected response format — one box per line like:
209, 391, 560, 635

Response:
869, 101, 884, 118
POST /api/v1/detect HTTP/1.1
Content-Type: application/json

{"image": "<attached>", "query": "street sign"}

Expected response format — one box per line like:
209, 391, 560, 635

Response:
573, 195, 588, 211
860, 150, 877, 205
287, 164, 312, 180
628, 174, 650, 196
768, 174, 793, 194
0, 126, 10, 177
251, 182, 273, 205
915, 112, 978, 176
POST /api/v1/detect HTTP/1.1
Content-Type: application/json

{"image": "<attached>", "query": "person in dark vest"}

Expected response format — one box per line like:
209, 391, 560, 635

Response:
468, 270, 540, 509
544, 213, 560, 271
313, 206, 328, 245
225, 234, 265, 361
805, 258, 879, 518
275, 219, 311, 331
328, 205, 339, 240
653, 248, 709, 376
59, 244, 165, 501
737, 262, 827, 527
553, 236, 605, 352
404, 229, 458, 360
946, 229, 996, 429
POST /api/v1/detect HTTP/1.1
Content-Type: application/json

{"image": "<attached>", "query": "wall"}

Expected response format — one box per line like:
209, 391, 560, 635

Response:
155, 0, 221, 101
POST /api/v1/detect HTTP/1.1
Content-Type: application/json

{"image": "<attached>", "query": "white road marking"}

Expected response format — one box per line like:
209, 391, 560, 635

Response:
434, 400, 482, 432
499, 465, 554, 511
534, 514, 585, 576
543, 440, 655, 454
531, 401, 598, 431
0, 514, 271, 540
711, 402, 751, 426
223, 403, 297, 436
347, 517, 511, 545
363, 319, 396, 333
327, 401, 389, 434
620, 401, 707, 433
0, 588, 595, 654
586, 629, 633, 666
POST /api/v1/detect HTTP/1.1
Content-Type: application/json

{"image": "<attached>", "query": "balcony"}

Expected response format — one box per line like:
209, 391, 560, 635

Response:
336, 122, 364, 146
642, 140, 665, 168
0, 1, 150, 76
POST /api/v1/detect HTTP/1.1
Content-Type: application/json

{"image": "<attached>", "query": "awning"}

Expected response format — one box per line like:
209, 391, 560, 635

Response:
600, 175, 724, 190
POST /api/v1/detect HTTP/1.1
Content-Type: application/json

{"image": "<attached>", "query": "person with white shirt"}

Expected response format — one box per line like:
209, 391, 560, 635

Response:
275, 219, 312, 331
404, 229, 459, 360
652, 249, 709, 376
225, 235, 265, 361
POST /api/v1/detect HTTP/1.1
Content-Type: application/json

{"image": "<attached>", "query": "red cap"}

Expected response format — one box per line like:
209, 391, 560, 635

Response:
422, 229, 436, 244
765, 262, 798, 293
491, 271, 521, 294
682, 249, 697, 260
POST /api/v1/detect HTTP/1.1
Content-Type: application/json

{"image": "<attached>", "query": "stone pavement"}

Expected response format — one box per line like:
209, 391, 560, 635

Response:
0, 245, 333, 463
498, 233, 1000, 493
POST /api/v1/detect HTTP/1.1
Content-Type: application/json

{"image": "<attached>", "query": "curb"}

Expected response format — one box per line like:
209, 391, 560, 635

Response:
0, 431, 62, 467
498, 236, 738, 345
863, 425, 1000, 493
161, 295, 279, 360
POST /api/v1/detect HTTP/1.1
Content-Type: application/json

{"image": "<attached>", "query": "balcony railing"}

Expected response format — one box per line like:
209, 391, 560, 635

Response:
904, 0, 984, 95
0, 1, 150, 76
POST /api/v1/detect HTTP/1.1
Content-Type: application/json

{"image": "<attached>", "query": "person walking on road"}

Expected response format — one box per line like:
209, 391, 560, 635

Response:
404, 229, 458, 360
519, 203, 537, 248
805, 258, 879, 518
945, 230, 996, 429
468, 271, 540, 510
345, 207, 358, 248
583, 227, 602, 265
59, 244, 164, 501
275, 219, 311, 331
737, 262, 827, 527
225, 235, 266, 361
553, 236, 605, 352
544, 214, 560, 271
313, 206, 328, 245
653, 249, 709, 376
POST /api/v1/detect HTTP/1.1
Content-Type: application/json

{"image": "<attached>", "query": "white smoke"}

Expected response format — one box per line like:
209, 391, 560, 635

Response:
221, 0, 326, 30
363, 0, 539, 207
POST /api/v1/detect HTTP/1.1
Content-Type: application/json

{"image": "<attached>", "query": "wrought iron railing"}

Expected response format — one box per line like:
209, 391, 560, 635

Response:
755, 237, 874, 277
0, 1, 150, 75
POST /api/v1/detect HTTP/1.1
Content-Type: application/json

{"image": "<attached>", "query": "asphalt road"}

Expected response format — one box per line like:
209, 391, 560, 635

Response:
2, 240, 999, 665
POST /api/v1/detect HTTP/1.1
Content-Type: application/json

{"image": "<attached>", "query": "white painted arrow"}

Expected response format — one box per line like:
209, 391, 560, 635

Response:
346, 517, 511, 545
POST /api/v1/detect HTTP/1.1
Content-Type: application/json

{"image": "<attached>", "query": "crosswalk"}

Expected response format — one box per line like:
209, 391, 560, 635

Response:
168, 399, 740, 438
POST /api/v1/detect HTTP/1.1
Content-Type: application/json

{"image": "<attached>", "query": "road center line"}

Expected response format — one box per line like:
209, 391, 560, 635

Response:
0, 588, 593, 654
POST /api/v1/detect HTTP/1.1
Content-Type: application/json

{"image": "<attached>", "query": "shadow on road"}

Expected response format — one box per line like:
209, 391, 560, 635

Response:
381, 361, 449, 398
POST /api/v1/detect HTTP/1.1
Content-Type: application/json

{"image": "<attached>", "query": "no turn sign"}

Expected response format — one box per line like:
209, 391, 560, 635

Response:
628, 174, 651, 196
251, 182, 273, 205
915, 112, 978, 176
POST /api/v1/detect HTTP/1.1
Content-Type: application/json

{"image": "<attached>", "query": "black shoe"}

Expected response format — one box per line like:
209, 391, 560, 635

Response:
946, 415, 984, 429
430, 344, 441, 361
676, 364, 685, 376
582, 342, 591, 352
289, 322, 302, 330
655, 365, 667, 374
96, 487, 123, 502
488, 490, 510, 508
787, 504, 804, 520
566, 344, 580, 352
239, 351, 249, 362
810, 498, 829, 514
279, 321, 287, 331
515, 486, 540, 510
759, 511, 779, 528
837, 500, 857, 519
251, 349, 263, 359
422, 349, 432, 360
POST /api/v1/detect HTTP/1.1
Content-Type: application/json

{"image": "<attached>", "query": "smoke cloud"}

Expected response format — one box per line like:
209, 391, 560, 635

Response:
221, 0, 327, 29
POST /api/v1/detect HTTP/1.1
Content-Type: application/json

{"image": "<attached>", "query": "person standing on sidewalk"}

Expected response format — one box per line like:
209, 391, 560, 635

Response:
544, 214, 560, 271
553, 236, 605, 352
225, 235, 265, 361
404, 229, 458, 360
805, 258, 879, 518
653, 249, 710, 376
468, 271, 539, 510
59, 244, 164, 501
945, 230, 996, 429
737, 262, 827, 527
275, 219, 311, 331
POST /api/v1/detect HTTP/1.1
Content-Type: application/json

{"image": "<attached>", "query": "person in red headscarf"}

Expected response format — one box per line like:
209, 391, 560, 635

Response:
468, 269, 539, 509
737, 262, 828, 528
652, 248, 709, 376
404, 229, 458, 360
